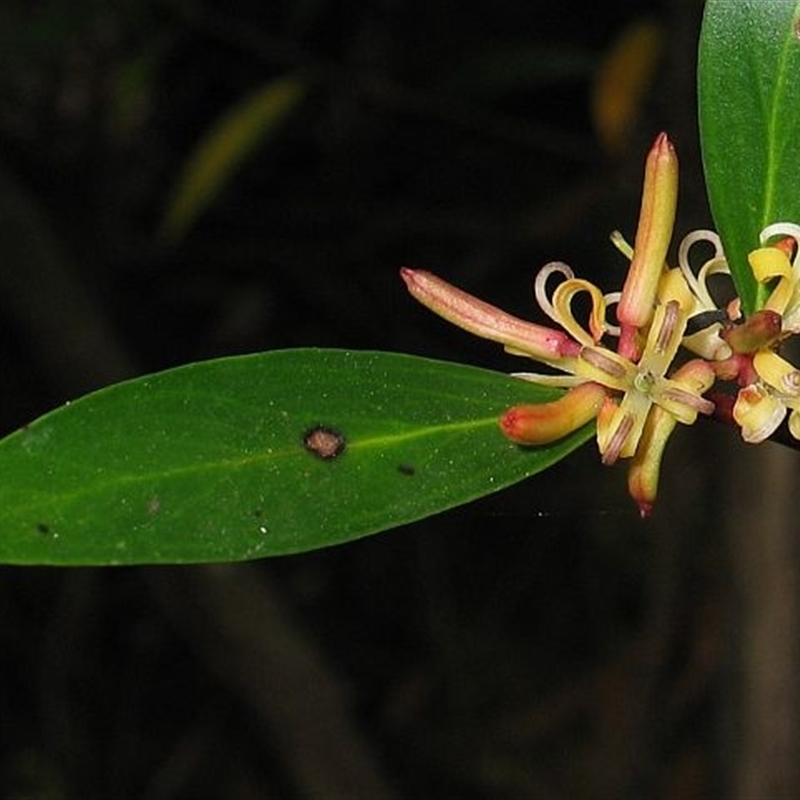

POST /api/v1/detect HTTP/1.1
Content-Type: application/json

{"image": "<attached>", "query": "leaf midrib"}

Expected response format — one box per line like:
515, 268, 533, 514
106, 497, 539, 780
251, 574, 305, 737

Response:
3, 414, 511, 518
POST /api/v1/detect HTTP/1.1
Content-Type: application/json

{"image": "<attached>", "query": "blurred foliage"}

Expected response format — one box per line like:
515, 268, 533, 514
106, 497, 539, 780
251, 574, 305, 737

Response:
160, 74, 307, 242
592, 18, 663, 156
0, 1, 731, 799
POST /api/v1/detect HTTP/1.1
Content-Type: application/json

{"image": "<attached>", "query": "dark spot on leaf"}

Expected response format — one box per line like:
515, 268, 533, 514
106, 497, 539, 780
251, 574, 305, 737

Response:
398, 463, 416, 476
36, 522, 51, 534
252, 509, 269, 534
303, 425, 346, 460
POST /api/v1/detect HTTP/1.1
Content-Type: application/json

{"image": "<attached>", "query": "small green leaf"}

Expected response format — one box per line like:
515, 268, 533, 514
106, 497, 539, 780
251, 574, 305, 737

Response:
698, 0, 800, 315
0, 350, 592, 565
160, 74, 306, 243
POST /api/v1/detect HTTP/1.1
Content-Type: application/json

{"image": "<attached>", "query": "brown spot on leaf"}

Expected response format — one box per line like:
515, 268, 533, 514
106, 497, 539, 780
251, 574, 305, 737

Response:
303, 425, 346, 460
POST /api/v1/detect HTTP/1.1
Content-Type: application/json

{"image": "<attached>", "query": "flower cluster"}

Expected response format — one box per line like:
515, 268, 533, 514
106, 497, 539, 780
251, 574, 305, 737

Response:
400, 133, 800, 515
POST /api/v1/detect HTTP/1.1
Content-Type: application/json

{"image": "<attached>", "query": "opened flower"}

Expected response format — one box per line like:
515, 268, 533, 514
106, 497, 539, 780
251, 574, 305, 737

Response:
401, 133, 716, 514
752, 223, 800, 331
727, 226, 800, 442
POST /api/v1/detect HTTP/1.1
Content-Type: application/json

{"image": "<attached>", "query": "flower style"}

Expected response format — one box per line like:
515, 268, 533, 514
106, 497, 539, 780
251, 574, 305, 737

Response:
401, 133, 717, 515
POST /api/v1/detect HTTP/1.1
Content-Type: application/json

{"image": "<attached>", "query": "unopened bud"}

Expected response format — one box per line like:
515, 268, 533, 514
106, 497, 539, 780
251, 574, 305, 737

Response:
733, 384, 787, 443
748, 247, 793, 315
400, 268, 580, 361
617, 133, 679, 354
499, 381, 607, 445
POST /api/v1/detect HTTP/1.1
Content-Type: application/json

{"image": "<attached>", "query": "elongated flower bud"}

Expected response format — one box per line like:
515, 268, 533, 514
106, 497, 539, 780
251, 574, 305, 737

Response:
617, 133, 679, 357
753, 350, 800, 396
499, 381, 607, 445
400, 268, 580, 361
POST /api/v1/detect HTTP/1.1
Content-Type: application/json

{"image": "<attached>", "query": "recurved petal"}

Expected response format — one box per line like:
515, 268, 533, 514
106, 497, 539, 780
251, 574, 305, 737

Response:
721, 309, 783, 354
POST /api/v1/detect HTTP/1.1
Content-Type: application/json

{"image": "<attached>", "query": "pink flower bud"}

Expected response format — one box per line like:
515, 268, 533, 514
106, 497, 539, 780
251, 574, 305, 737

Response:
499, 382, 607, 445
617, 133, 679, 358
400, 268, 580, 361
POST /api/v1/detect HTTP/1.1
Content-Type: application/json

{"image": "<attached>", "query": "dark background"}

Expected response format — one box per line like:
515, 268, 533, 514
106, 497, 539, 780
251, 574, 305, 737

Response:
1, 1, 797, 799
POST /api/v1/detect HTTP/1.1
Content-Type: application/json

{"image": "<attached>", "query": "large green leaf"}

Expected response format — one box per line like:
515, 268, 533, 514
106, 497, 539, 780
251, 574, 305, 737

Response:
698, 0, 800, 315
0, 350, 591, 565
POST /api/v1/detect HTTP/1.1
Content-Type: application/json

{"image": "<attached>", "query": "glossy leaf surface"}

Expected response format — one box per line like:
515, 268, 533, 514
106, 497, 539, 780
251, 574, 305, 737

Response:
698, 0, 800, 315
0, 350, 592, 565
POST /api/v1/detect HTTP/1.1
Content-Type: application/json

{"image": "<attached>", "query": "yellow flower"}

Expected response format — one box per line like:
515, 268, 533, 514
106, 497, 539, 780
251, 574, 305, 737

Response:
727, 229, 800, 442
401, 257, 714, 512
575, 291, 713, 465
400, 133, 724, 513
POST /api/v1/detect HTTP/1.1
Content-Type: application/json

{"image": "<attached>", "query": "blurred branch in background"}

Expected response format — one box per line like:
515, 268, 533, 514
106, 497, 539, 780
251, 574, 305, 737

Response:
722, 441, 800, 800
147, 565, 398, 800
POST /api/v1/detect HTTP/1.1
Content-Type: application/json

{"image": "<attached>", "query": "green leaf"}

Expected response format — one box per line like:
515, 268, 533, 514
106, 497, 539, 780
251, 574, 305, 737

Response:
698, 0, 800, 315
160, 74, 306, 243
0, 350, 592, 565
